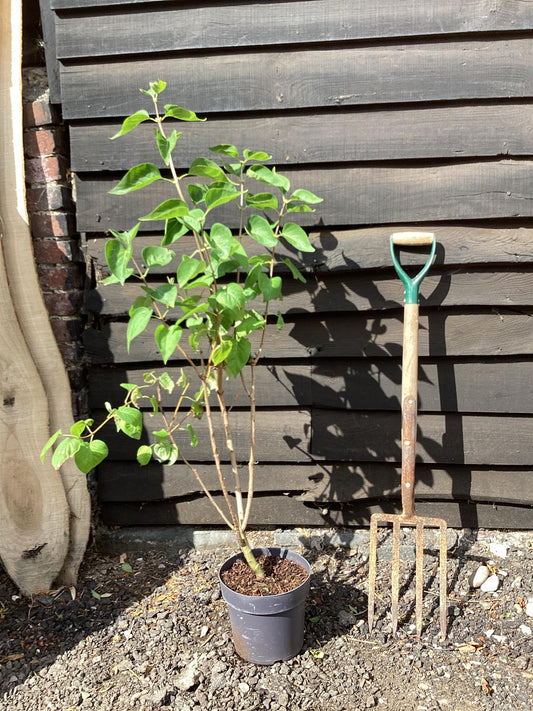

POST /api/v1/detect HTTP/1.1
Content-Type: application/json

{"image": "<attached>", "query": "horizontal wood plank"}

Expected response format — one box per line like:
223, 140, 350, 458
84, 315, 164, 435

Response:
93, 407, 533, 467
98, 461, 533, 508
89, 358, 533, 414
60, 39, 533, 120
55, 1, 533, 59
74, 160, 533, 232
70, 103, 533, 172
85, 268, 533, 318
82, 310, 533, 363
100, 498, 533, 529
93, 408, 311, 462
84, 225, 533, 276
312, 411, 533, 466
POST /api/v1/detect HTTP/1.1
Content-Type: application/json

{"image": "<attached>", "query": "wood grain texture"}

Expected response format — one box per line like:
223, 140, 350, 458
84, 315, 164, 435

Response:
1, 0, 89, 591
69, 103, 533, 172
100, 498, 533, 529
98, 461, 533, 507
60, 39, 533, 120
84, 268, 533, 318
54, 0, 533, 58
74, 160, 533, 232
88, 359, 533, 414
84, 225, 533, 275
91, 407, 533, 467
82, 310, 533, 363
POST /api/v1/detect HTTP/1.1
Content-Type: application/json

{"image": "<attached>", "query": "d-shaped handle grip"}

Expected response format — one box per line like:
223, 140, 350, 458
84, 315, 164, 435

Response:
390, 232, 436, 304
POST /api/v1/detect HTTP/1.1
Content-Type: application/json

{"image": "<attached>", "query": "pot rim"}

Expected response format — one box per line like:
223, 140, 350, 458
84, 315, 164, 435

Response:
218, 546, 311, 601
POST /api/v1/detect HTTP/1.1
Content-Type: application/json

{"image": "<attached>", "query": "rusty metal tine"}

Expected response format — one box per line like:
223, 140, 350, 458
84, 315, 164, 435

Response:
439, 522, 448, 640
367, 515, 378, 632
391, 518, 401, 635
415, 521, 424, 637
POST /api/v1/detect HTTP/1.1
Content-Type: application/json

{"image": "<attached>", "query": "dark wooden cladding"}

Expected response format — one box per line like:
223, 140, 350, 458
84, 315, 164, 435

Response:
83, 311, 533, 364
85, 268, 533, 318
69, 102, 533, 172
84, 225, 533, 275
98, 462, 533, 507
101, 499, 533, 529
95, 408, 533, 466
54, 0, 533, 59
75, 161, 533, 232
59, 39, 533, 120
40, 0, 533, 528
89, 359, 533, 414
113, 410, 532, 467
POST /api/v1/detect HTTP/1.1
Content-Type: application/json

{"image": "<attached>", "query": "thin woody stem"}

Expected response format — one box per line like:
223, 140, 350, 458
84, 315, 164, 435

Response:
214, 366, 245, 526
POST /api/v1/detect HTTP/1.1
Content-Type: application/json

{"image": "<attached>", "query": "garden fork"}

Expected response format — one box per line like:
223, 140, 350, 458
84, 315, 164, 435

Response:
367, 232, 448, 641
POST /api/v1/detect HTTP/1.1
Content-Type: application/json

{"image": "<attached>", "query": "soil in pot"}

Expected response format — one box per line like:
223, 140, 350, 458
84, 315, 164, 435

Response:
221, 554, 309, 596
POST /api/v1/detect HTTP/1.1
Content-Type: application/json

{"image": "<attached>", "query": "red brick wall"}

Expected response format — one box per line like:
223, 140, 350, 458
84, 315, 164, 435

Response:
23, 96, 88, 419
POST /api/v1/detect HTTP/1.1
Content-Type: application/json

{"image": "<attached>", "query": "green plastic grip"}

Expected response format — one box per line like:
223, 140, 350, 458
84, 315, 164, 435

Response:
390, 232, 436, 304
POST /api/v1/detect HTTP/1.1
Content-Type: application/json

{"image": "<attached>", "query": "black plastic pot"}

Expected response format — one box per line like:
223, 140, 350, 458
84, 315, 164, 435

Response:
219, 547, 311, 665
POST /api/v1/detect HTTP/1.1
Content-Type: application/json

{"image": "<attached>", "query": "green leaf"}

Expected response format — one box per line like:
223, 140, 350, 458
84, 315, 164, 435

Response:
110, 110, 153, 140
127, 304, 153, 351
187, 423, 198, 447
115, 406, 143, 439
109, 163, 163, 195
246, 214, 277, 248
225, 337, 251, 377
40, 429, 62, 462
137, 445, 153, 465
156, 129, 181, 166
147, 283, 178, 308
281, 223, 315, 252
155, 323, 182, 364
209, 144, 239, 158
140, 199, 189, 221
285, 202, 313, 213
245, 192, 279, 211
189, 157, 227, 181
209, 223, 241, 258
212, 339, 233, 365
177, 255, 206, 288
163, 218, 189, 245
282, 257, 307, 283
142, 245, 175, 268
74, 440, 109, 474
277, 311, 285, 330
105, 237, 135, 285
188, 183, 209, 205
70, 420, 89, 437
216, 282, 246, 311
247, 164, 290, 193
140, 79, 167, 98
205, 184, 239, 210
158, 372, 175, 393
121, 563, 133, 573
258, 273, 282, 301
51, 437, 82, 470
290, 188, 323, 205
163, 104, 205, 122
243, 149, 271, 162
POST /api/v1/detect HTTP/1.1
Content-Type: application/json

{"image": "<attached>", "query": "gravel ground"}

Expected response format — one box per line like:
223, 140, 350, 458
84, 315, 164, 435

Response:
1, 527, 532, 711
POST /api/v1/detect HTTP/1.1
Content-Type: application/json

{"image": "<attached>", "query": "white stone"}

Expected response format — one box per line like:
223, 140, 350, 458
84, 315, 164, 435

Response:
488, 542, 508, 558
526, 599, 533, 618
480, 574, 500, 593
469, 565, 490, 588
519, 624, 532, 636
176, 663, 200, 691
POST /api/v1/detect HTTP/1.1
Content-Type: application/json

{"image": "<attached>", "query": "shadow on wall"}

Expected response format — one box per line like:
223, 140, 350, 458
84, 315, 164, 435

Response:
83, 230, 481, 535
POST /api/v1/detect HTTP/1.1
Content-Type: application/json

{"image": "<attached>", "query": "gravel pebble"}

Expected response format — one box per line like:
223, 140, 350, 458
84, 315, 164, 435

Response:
0, 529, 532, 710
